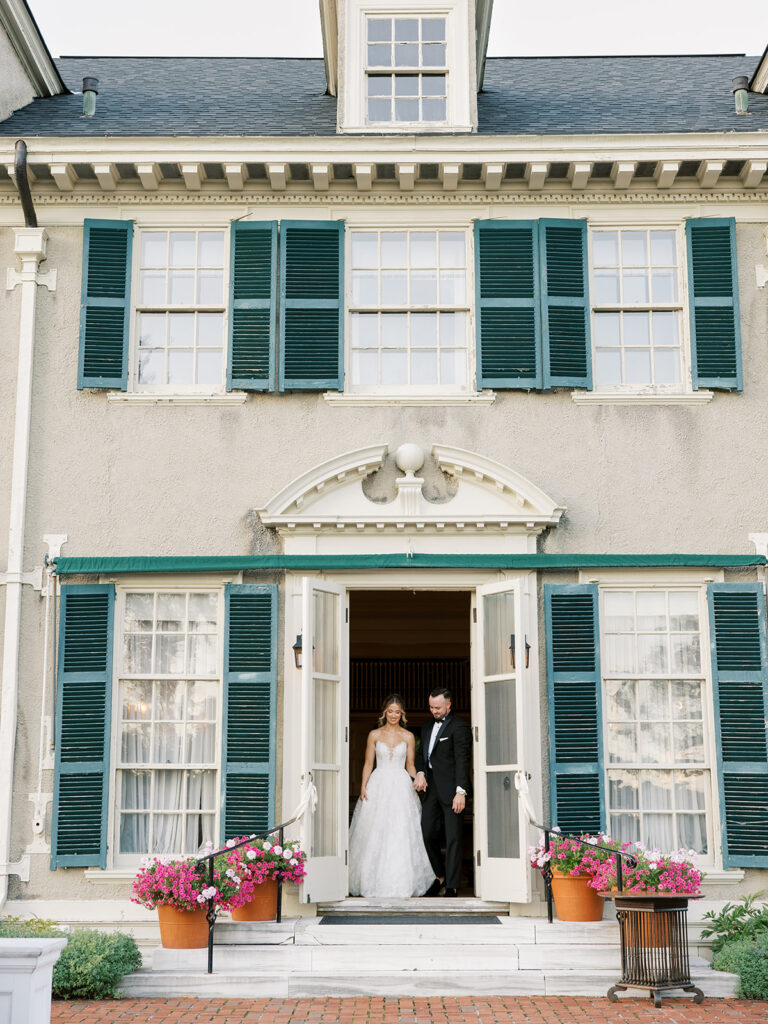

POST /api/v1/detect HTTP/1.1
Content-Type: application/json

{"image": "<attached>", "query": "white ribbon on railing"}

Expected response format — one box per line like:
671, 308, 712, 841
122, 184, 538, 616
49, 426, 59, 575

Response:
514, 770, 538, 824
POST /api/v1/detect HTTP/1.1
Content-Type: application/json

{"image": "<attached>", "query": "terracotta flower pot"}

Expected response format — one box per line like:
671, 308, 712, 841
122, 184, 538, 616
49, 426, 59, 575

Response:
157, 904, 210, 948
550, 869, 604, 922
231, 878, 279, 922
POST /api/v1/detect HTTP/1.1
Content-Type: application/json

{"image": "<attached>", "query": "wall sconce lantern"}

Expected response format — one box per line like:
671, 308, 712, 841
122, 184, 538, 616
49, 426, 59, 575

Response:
292, 635, 303, 669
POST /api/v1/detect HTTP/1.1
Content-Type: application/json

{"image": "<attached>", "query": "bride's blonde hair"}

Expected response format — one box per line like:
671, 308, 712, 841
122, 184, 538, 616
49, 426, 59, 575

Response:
378, 693, 408, 728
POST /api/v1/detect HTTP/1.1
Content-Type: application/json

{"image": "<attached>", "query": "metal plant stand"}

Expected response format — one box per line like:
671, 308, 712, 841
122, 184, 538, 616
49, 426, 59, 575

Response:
605, 893, 703, 1007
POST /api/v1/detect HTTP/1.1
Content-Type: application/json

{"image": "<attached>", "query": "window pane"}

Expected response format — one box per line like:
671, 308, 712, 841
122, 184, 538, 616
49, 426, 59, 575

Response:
652, 311, 679, 346
674, 721, 705, 762
679, 813, 708, 855
604, 592, 635, 631
639, 722, 672, 763
422, 98, 446, 121
155, 635, 185, 674
622, 231, 647, 267
439, 311, 466, 346
676, 770, 707, 809
412, 313, 437, 347
140, 271, 166, 306
188, 680, 218, 721
395, 44, 419, 67
368, 44, 391, 66
368, 98, 391, 121
638, 679, 669, 721
652, 269, 677, 303
623, 270, 649, 303
121, 723, 151, 763
197, 350, 221, 389
625, 348, 652, 386
351, 350, 377, 386
169, 233, 195, 267
607, 723, 637, 762
121, 769, 151, 809
671, 634, 701, 674
594, 312, 621, 346
381, 270, 408, 305
157, 594, 184, 631
439, 233, 465, 267
624, 312, 650, 347
654, 349, 680, 385
187, 722, 215, 762
197, 270, 223, 305
595, 350, 622, 387
189, 634, 217, 675
422, 44, 446, 67
395, 97, 419, 120
422, 75, 446, 97
422, 18, 445, 41
381, 233, 407, 267
352, 232, 378, 268
440, 349, 466, 386
439, 270, 466, 304
637, 633, 667, 672
411, 349, 437, 385
394, 18, 418, 41
604, 634, 635, 673
125, 594, 154, 632
410, 232, 436, 267
138, 314, 166, 347
352, 270, 379, 305
198, 232, 224, 268
486, 772, 519, 858
169, 271, 195, 305
641, 769, 673, 809
636, 592, 665, 632
410, 270, 437, 305
395, 75, 419, 96
381, 350, 407, 384
368, 18, 391, 42
120, 813, 148, 854
188, 595, 217, 632
592, 232, 619, 267
650, 231, 676, 266
351, 313, 379, 348
381, 314, 407, 348
138, 349, 163, 386
198, 313, 223, 347
124, 634, 152, 674
141, 232, 166, 266
367, 76, 392, 97
593, 270, 620, 304
609, 770, 639, 808
671, 679, 702, 719
606, 679, 635, 721
122, 680, 152, 720
168, 314, 194, 347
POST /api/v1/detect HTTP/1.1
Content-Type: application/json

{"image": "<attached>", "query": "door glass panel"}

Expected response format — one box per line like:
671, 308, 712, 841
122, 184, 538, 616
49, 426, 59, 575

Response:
312, 769, 338, 856
486, 771, 519, 858
485, 679, 517, 766
313, 678, 338, 764
483, 592, 515, 676
313, 590, 339, 675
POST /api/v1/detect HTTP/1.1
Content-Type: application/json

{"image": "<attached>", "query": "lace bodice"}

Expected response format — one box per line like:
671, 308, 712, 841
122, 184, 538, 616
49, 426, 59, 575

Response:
375, 740, 407, 770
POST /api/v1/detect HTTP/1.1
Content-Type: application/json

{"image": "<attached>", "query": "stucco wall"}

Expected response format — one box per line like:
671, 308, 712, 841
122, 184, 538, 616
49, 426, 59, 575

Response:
2, 195, 768, 910
0, 28, 35, 122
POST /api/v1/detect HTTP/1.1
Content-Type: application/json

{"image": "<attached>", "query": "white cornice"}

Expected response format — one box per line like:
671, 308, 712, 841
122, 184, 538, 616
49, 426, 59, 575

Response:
751, 46, 768, 94
0, 0, 65, 96
475, 0, 493, 90
319, 0, 338, 97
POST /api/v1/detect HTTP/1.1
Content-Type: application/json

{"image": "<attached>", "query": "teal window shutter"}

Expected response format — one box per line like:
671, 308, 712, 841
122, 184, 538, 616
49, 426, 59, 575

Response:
707, 582, 768, 866
474, 219, 542, 390
51, 584, 115, 868
279, 220, 344, 391
540, 219, 592, 389
221, 583, 277, 840
227, 221, 278, 392
686, 218, 742, 391
544, 584, 605, 833
78, 219, 132, 390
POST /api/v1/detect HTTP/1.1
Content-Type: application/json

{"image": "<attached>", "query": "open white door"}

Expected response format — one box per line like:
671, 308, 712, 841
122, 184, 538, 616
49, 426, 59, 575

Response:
299, 578, 349, 904
473, 581, 531, 902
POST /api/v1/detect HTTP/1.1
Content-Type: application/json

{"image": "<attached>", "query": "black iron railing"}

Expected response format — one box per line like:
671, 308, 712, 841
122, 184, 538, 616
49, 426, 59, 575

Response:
529, 819, 638, 923
196, 815, 300, 974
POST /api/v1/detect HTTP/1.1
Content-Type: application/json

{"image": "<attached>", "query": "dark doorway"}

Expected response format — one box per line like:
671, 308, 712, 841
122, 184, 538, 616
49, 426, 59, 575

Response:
347, 589, 473, 893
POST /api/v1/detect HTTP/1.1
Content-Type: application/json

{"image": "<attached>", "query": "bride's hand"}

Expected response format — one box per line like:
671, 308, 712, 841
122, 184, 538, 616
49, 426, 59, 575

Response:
360, 788, 368, 801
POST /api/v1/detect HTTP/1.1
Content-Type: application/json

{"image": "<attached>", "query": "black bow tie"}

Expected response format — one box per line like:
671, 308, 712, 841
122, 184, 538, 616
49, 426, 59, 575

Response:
435, 717, 447, 723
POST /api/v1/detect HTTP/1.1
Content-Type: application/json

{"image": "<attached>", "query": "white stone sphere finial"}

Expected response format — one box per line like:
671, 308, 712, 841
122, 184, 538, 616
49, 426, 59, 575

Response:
394, 443, 425, 478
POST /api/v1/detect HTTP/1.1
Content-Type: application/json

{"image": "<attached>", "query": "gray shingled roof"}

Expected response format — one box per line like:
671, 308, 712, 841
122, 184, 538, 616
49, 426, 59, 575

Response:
0, 53, 765, 137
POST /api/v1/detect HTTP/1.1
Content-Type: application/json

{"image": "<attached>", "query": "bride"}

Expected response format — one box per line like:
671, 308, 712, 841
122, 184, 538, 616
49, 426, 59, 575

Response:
348, 694, 436, 898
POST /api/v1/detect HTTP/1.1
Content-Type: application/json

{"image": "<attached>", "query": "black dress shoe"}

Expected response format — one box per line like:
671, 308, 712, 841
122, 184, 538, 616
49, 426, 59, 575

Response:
444, 887, 458, 897
424, 879, 443, 896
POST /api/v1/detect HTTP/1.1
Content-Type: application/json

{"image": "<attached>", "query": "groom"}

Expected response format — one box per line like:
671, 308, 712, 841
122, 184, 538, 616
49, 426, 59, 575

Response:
414, 687, 472, 897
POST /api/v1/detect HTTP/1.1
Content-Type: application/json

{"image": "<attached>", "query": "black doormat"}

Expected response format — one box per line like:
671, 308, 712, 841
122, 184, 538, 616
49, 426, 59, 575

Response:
318, 914, 501, 925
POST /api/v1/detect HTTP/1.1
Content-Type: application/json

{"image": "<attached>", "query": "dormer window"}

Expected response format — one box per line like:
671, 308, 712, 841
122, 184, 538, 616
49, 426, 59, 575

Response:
366, 15, 447, 124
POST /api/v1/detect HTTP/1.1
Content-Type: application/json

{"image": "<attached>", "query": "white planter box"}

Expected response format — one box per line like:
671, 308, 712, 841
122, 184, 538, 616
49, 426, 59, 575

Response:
0, 938, 68, 1024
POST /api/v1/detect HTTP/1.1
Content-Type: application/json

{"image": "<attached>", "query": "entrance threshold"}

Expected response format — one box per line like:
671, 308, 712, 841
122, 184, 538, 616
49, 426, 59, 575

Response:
318, 897, 509, 916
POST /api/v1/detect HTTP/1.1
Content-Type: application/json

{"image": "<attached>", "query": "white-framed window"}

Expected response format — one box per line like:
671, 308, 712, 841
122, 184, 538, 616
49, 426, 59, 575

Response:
590, 227, 687, 392
113, 588, 222, 863
133, 229, 227, 391
348, 227, 470, 391
365, 14, 447, 124
600, 586, 714, 859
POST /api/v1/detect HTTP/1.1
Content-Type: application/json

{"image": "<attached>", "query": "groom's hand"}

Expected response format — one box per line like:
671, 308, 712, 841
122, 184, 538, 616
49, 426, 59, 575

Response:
413, 772, 427, 792
452, 792, 466, 814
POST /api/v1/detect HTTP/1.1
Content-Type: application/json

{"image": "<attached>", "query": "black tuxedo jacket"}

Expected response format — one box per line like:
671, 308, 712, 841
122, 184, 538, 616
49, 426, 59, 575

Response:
415, 714, 472, 806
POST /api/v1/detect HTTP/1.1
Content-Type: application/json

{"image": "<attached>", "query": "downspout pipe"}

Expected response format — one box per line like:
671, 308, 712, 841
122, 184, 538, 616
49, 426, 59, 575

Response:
13, 140, 37, 228
0, 212, 52, 910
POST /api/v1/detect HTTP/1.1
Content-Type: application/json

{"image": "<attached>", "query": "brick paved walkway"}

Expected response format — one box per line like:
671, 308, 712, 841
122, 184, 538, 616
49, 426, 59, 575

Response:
50, 997, 766, 1024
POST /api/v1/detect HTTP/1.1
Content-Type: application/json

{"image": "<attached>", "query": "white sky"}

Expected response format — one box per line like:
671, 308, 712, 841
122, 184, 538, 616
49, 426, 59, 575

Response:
28, 0, 768, 59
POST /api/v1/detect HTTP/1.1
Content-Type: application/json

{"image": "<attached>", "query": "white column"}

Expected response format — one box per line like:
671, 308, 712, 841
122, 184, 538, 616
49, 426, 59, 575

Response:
0, 228, 52, 911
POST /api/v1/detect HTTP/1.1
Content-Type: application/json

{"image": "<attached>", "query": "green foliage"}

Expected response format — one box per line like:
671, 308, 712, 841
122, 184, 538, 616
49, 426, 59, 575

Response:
51, 929, 141, 1000
712, 936, 768, 999
0, 916, 62, 938
701, 893, 768, 953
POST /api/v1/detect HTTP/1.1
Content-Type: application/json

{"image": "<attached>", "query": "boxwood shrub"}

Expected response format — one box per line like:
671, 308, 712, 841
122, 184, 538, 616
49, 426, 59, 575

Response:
712, 937, 768, 1000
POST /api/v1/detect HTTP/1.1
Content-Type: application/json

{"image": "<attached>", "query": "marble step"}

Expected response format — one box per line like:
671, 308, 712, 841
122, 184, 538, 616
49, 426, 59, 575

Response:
317, 897, 509, 915
120, 958, 738, 999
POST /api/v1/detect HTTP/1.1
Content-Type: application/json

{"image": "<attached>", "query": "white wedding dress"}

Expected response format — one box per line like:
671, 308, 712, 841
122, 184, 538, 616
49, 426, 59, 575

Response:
348, 740, 436, 898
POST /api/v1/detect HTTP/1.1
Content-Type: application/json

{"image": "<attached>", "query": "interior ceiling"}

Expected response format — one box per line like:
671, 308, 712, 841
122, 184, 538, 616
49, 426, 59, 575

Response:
349, 590, 471, 660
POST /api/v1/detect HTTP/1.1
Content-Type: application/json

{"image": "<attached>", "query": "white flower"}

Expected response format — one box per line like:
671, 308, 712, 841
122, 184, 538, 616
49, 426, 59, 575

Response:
201, 886, 218, 900
226, 839, 236, 848
290, 858, 298, 866
262, 842, 271, 852
226, 868, 236, 878
246, 849, 257, 860
233, 876, 241, 884
196, 894, 206, 904
273, 845, 283, 856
